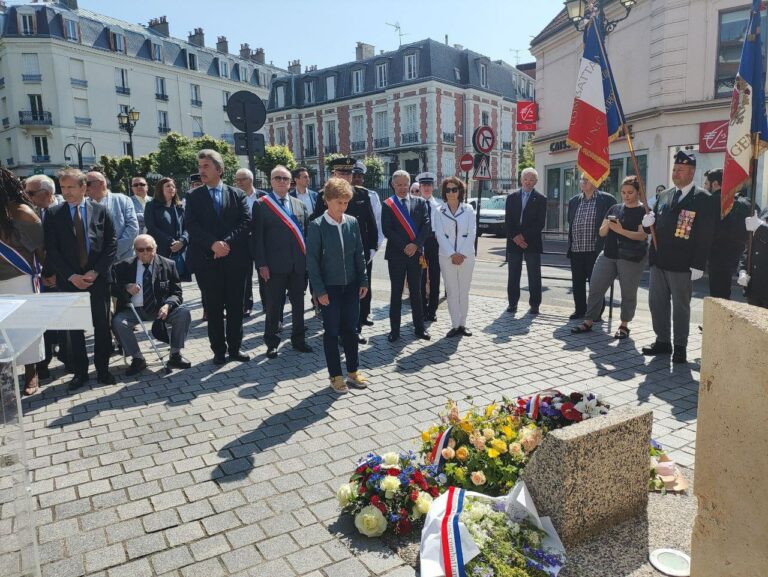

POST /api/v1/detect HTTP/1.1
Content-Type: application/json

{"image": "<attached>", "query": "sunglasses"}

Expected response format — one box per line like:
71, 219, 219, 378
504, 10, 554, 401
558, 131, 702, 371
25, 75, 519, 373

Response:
25, 188, 44, 195
271, 176, 291, 182
445, 187, 459, 193
86, 180, 100, 186
135, 247, 155, 253
334, 170, 352, 175
132, 183, 147, 187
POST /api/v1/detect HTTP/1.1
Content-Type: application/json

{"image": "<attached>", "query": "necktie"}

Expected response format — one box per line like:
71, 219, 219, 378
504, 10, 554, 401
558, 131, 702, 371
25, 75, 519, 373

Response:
671, 188, 682, 209
278, 197, 286, 208
521, 193, 529, 224
212, 188, 222, 216
142, 264, 156, 314
401, 197, 410, 216
74, 206, 88, 270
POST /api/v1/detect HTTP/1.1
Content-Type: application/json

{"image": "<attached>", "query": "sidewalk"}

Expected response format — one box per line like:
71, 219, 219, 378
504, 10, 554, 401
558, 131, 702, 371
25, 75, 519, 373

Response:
16, 284, 700, 577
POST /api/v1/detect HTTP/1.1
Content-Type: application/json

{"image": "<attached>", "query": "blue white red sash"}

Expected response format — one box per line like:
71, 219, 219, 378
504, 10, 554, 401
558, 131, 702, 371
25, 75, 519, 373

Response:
260, 194, 306, 254
0, 239, 41, 293
440, 487, 467, 577
385, 196, 417, 241
428, 426, 453, 470
526, 394, 541, 420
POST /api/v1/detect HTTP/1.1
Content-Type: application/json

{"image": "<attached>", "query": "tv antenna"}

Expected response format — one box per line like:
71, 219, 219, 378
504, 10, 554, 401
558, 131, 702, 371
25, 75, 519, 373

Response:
510, 49, 524, 65
386, 21, 408, 47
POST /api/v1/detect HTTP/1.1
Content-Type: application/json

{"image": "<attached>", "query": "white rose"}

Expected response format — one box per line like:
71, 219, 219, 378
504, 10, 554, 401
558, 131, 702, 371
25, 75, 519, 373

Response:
355, 505, 388, 537
381, 452, 400, 468
414, 492, 433, 516
380, 475, 401, 498
336, 482, 356, 507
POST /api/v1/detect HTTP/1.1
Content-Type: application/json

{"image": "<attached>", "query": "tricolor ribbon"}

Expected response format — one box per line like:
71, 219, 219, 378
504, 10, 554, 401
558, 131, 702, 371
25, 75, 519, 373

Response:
526, 395, 541, 421
427, 426, 453, 470
440, 487, 467, 577
385, 196, 418, 241
260, 195, 306, 255
0, 239, 41, 293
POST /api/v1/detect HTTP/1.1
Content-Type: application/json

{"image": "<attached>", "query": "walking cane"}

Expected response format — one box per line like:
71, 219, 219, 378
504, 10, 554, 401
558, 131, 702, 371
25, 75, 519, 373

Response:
128, 303, 172, 375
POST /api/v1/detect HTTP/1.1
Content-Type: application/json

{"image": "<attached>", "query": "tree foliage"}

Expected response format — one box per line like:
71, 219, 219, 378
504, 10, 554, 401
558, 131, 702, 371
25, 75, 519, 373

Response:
255, 145, 297, 177
518, 140, 535, 175
362, 156, 386, 190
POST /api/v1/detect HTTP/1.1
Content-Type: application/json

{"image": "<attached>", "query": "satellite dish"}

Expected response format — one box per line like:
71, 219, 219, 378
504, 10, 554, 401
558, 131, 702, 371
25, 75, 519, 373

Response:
226, 91, 267, 132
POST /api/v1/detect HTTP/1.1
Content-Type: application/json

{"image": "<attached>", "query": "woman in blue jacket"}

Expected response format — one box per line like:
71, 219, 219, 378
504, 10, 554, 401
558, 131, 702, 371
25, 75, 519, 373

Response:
306, 178, 369, 393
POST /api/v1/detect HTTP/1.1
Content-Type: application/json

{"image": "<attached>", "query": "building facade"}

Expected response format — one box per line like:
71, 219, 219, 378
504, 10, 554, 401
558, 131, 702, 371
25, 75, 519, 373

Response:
265, 39, 534, 190
531, 0, 768, 232
0, 0, 284, 178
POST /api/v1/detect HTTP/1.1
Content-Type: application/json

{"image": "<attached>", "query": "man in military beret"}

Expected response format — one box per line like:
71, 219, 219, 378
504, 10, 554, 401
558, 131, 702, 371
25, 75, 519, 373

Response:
416, 172, 442, 322
351, 160, 382, 332
312, 157, 379, 343
641, 151, 715, 364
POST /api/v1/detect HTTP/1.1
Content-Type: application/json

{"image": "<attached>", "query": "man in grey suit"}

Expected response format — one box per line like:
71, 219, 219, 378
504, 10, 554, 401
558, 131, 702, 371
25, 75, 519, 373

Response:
85, 171, 139, 263
251, 165, 313, 359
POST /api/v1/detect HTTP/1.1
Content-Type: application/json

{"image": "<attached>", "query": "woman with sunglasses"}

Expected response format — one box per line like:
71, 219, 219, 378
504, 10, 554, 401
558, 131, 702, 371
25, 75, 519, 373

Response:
431, 177, 476, 337
571, 176, 649, 339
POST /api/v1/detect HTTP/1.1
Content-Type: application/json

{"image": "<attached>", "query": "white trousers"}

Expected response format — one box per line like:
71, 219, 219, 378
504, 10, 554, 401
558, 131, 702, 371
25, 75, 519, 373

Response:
438, 255, 475, 329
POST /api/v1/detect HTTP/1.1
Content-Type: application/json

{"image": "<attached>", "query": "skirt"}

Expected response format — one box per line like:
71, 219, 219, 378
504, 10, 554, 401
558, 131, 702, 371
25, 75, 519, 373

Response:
0, 274, 45, 365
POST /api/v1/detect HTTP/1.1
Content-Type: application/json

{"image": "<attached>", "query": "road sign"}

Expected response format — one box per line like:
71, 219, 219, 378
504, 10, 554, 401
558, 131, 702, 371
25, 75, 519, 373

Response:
472, 125, 496, 155
226, 91, 267, 132
234, 133, 265, 157
473, 154, 491, 180
459, 153, 474, 173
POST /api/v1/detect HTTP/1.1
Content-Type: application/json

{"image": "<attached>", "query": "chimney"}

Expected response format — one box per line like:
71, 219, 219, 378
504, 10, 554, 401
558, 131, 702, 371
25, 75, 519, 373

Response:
61, 0, 78, 9
355, 42, 375, 61
252, 48, 265, 64
445, 34, 448, 46
453, 44, 464, 51
288, 59, 301, 74
239, 43, 251, 59
0, 1, 7, 14
188, 28, 205, 47
216, 35, 228, 54
305, 65, 317, 73
148, 16, 169, 37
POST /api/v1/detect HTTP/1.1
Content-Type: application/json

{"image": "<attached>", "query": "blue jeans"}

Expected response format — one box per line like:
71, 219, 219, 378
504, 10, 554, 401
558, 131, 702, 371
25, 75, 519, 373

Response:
320, 284, 361, 378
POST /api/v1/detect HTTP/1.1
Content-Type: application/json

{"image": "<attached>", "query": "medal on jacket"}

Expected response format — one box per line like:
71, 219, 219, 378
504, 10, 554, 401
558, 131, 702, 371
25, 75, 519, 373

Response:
674, 210, 696, 240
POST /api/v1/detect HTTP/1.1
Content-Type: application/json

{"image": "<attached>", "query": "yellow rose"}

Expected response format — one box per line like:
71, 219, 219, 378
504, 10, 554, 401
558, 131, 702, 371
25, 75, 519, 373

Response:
414, 492, 434, 516
455, 446, 469, 461
336, 482, 357, 507
483, 428, 495, 441
421, 430, 431, 442
487, 448, 500, 459
501, 425, 516, 439
459, 420, 474, 433
381, 452, 400, 468
491, 439, 507, 453
380, 475, 401, 498
454, 467, 466, 481
485, 404, 497, 418
355, 505, 388, 537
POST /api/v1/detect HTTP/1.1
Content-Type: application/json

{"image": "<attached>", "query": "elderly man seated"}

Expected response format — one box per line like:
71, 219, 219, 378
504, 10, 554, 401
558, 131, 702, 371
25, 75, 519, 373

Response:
112, 234, 192, 375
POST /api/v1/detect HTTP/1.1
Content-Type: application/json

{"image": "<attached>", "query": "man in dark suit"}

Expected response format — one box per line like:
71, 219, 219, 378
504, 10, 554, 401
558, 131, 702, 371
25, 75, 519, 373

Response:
505, 168, 547, 315
382, 169, 431, 342
312, 157, 379, 342
112, 234, 192, 376
738, 207, 768, 309
417, 172, 442, 322
566, 174, 617, 319
251, 164, 313, 359
44, 168, 117, 390
642, 151, 715, 363
185, 149, 251, 365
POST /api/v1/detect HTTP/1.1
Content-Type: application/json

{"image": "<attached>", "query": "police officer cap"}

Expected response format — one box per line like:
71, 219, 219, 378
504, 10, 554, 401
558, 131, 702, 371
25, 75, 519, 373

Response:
673, 151, 696, 167
190, 173, 202, 182
330, 157, 356, 171
416, 172, 436, 185
352, 160, 367, 175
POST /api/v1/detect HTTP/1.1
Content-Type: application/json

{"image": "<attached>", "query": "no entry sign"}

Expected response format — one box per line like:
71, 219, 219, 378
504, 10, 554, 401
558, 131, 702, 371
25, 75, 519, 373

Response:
459, 153, 474, 173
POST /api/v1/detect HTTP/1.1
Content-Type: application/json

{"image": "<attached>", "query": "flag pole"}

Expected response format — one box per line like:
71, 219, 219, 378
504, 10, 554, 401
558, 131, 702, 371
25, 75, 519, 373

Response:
747, 131, 760, 272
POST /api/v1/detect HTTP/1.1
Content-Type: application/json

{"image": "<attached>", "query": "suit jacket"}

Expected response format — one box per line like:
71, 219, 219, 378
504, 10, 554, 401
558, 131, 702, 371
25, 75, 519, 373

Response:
250, 192, 310, 275
112, 254, 183, 313
382, 194, 431, 261
289, 188, 319, 214
312, 186, 379, 252
130, 195, 147, 232
144, 201, 188, 258
505, 188, 547, 254
101, 192, 139, 262
739, 207, 768, 297
184, 183, 251, 271
567, 191, 616, 256
44, 199, 117, 289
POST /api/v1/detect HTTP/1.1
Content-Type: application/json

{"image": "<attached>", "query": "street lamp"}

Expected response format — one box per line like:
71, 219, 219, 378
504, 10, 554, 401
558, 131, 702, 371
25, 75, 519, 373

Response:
117, 108, 140, 162
64, 140, 96, 170
564, 0, 637, 34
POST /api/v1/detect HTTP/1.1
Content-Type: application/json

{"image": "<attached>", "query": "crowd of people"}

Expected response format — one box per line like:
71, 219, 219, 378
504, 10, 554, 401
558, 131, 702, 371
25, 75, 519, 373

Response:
1, 148, 766, 396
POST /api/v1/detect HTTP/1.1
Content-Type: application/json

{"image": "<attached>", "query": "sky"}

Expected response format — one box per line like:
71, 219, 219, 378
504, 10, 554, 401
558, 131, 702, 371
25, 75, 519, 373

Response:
72, 0, 566, 70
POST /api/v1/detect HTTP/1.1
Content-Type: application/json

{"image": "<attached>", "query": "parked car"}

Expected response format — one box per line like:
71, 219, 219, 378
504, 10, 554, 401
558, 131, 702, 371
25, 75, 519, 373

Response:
474, 195, 507, 237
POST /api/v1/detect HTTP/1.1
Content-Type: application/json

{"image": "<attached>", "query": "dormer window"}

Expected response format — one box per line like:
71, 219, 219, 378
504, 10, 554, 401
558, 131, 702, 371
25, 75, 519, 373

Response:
152, 43, 163, 62
454, 67, 461, 81
110, 31, 126, 54
404, 54, 418, 80
376, 63, 388, 88
19, 13, 36, 36
480, 63, 487, 88
304, 80, 315, 103
64, 19, 80, 42
188, 52, 197, 71
220, 60, 229, 78
326, 75, 336, 100
352, 69, 364, 94
276, 85, 285, 108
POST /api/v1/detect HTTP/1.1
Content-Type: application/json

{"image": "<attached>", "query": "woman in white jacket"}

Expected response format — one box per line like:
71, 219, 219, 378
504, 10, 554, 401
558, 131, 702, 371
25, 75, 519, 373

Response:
431, 177, 476, 337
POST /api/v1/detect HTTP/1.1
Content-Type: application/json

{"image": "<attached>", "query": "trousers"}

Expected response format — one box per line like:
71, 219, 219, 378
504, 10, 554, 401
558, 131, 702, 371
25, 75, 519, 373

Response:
649, 266, 692, 347
358, 259, 374, 329
112, 305, 191, 358
585, 254, 645, 322
420, 236, 441, 317
320, 284, 360, 378
387, 256, 424, 335
439, 254, 475, 329
570, 250, 599, 314
507, 249, 542, 308
264, 271, 305, 348
195, 260, 248, 355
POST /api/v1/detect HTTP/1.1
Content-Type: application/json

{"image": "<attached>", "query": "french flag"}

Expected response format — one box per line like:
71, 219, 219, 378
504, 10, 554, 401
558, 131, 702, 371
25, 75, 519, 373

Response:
567, 14, 624, 187
721, 0, 768, 218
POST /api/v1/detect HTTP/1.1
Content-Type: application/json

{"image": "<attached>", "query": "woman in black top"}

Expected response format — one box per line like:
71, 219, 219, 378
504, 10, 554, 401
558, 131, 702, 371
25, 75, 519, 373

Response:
145, 178, 190, 281
572, 176, 648, 339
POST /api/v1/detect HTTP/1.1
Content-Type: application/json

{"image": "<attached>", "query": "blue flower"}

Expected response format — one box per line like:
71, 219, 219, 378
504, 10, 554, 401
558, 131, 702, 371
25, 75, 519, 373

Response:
388, 513, 400, 522
651, 439, 662, 450
437, 473, 448, 485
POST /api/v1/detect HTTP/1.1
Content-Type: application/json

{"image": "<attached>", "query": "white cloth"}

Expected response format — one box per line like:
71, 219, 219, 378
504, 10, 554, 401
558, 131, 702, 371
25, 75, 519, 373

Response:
244, 191, 258, 215
369, 190, 384, 246
0, 275, 44, 365
295, 189, 315, 216
676, 181, 696, 203
432, 203, 476, 258
439, 254, 474, 328
322, 211, 345, 251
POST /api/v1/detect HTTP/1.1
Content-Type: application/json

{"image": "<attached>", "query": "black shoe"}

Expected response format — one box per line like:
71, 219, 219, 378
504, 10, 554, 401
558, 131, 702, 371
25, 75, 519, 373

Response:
244, 308, 252, 318
387, 332, 400, 343
642, 342, 673, 356
292, 342, 313, 353
446, 328, 461, 338
67, 375, 88, 392
568, 311, 584, 320
506, 305, 517, 313
213, 353, 227, 365
426, 314, 438, 322
672, 346, 687, 364
362, 317, 374, 326
415, 330, 431, 341
37, 364, 50, 380
266, 347, 278, 359
357, 335, 368, 345
167, 353, 191, 369
528, 307, 540, 315
125, 358, 147, 376
228, 351, 251, 362
97, 371, 116, 385
460, 326, 473, 337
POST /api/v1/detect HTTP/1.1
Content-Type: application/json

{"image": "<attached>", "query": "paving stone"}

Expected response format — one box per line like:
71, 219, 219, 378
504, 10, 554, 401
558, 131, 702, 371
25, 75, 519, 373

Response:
165, 522, 205, 547
224, 525, 265, 549
150, 546, 195, 574
142, 509, 180, 533
107, 519, 146, 544
244, 558, 296, 577
322, 557, 371, 577
179, 558, 226, 577
150, 489, 187, 511
66, 528, 108, 555
127, 532, 168, 559
107, 558, 153, 577
220, 545, 261, 573
189, 534, 231, 561
85, 543, 128, 573
80, 509, 120, 531
39, 518, 79, 544
286, 544, 333, 573
201, 511, 240, 535
41, 555, 85, 577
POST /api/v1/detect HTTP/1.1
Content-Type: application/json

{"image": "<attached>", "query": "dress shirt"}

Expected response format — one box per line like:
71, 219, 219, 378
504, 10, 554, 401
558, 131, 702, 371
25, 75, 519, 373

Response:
244, 191, 258, 215
68, 201, 90, 254
272, 191, 293, 216
295, 189, 315, 215
323, 212, 345, 251
676, 181, 696, 203
131, 261, 153, 307
520, 189, 532, 224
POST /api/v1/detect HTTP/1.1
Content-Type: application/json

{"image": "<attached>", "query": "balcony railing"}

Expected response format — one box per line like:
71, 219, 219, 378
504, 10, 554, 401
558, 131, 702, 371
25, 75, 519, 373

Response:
158, 125, 171, 134
193, 131, 204, 138
19, 111, 52, 125
442, 132, 456, 143
502, 141, 513, 151
401, 132, 419, 144
220, 133, 234, 144
0, 77, 5, 88
5, 158, 14, 166
22, 74, 42, 82
70, 78, 88, 88
32, 155, 50, 163
374, 137, 389, 149
115, 85, 130, 95
304, 147, 317, 157
351, 140, 366, 152
191, 99, 202, 107
156, 93, 169, 101
1, 118, 8, 128
75, 116, 91, 127
81, 156, 96, 166
324, 144, 338, 154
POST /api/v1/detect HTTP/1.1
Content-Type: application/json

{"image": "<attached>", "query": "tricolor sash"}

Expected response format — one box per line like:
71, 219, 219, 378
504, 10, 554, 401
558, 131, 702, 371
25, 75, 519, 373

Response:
440, 487, 467, 577
385, 196, 418, 241
526, 394, 541, 420
0, 239, 41, 293
427, 426, 453, 470
260, 195, 306, 255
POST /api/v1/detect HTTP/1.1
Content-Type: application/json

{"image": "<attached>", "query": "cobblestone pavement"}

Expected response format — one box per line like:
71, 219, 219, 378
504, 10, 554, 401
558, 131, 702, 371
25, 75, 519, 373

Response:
14, 282, 700, 577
